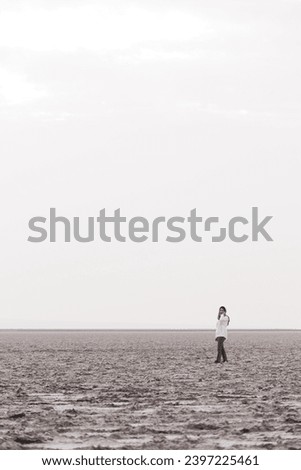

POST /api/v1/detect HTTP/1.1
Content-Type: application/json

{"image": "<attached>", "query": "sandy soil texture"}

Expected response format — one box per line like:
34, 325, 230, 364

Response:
0, 330, 300, 449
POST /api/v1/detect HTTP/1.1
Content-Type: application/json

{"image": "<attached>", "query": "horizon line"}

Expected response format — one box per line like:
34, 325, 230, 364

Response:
0, 328, 300, 331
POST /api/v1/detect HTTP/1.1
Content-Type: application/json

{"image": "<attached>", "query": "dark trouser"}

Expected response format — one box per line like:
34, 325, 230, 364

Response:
216, 337, 227, 362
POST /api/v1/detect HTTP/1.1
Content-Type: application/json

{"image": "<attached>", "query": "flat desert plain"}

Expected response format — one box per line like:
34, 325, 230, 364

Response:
0, 330, 300, 449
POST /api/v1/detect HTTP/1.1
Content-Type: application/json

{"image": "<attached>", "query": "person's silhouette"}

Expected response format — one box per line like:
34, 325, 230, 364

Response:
215, 306, 230, 363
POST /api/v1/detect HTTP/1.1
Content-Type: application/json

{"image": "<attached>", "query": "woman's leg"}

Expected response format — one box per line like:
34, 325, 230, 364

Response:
221, 340, 228, 362
215, 337, 223, 362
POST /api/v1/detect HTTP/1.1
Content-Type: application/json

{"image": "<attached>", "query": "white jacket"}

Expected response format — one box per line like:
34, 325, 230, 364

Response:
215, 314, 229, 340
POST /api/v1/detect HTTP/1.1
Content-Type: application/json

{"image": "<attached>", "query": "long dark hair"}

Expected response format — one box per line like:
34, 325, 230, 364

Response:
218, 306, 227, 319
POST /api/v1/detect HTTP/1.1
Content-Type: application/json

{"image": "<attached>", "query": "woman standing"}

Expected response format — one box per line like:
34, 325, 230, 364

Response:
215, 306, 230, 363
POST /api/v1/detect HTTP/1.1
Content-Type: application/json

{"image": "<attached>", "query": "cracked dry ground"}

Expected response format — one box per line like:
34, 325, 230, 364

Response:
0, 330, 300, 449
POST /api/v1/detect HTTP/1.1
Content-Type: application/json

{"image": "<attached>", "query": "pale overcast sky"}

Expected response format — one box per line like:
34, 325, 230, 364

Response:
0, 0, 300, 329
